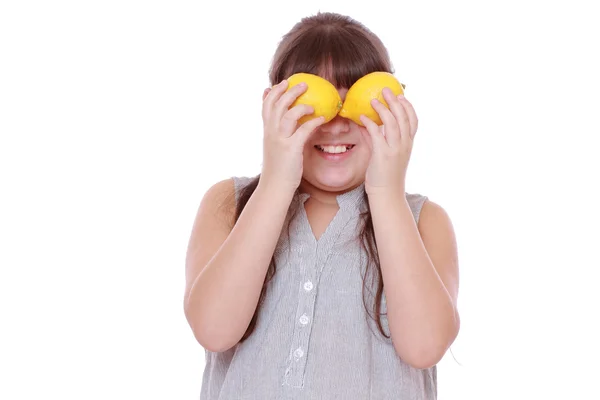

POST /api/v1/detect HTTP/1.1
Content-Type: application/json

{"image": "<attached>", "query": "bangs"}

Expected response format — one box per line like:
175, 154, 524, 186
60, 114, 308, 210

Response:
270, 25, 393, 89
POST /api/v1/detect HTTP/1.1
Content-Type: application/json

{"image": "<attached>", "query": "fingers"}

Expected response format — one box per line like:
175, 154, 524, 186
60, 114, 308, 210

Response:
274, 82, 308, 121
359, 123, 373, 153
372, 89, 402, 147
360, 114, 387, 151
262, 80, 289, 119
382, 88, 410, 144
262, 80, 310, 132
292, 116, 326, 146
397, 95, 418, 138
280, 104, 315, 136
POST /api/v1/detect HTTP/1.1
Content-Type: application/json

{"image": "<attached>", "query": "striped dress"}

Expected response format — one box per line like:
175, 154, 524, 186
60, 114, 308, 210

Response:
199, 176, 436, 399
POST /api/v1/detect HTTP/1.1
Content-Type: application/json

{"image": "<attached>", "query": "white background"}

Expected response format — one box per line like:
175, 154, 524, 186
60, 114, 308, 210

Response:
1, 0, 599, 399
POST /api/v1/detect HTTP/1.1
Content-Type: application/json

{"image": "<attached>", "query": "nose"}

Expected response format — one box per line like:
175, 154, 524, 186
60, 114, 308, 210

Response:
318, 115, 350, 135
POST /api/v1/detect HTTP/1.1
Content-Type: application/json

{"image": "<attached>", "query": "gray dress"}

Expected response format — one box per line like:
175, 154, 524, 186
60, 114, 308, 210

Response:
199, 176, 436, 400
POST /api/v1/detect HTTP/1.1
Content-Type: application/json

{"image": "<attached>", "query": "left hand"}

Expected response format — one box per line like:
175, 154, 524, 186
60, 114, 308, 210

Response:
360, 87, 418, 195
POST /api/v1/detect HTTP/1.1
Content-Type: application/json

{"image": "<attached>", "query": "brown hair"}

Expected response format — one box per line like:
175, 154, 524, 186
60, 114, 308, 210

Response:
238, 12, 395, 342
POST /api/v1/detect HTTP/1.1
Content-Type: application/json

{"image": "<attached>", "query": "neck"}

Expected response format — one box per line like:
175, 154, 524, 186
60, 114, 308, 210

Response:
299, 179, 363, 206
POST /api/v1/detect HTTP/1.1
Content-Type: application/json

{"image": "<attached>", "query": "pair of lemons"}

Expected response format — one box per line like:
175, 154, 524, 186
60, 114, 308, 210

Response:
285, 71, 405, 126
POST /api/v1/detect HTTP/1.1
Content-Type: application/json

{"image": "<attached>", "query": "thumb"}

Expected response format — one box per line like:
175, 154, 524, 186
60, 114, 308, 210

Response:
292, 116, 326, 147
359, 124, 373, 153
360, 115, 387, 151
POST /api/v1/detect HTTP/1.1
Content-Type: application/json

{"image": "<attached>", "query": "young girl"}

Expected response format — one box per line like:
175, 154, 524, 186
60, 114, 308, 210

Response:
184, 11, 460, 400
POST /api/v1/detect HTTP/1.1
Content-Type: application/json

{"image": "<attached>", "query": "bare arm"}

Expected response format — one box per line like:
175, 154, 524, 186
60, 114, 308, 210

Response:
184, 178, 295, 352
368, 190, 460, 369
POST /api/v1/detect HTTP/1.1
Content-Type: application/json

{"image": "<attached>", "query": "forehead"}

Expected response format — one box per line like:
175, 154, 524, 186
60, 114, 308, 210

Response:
316, 66, 343, 87
337, 87, 348, 101
314, 67, 349, 100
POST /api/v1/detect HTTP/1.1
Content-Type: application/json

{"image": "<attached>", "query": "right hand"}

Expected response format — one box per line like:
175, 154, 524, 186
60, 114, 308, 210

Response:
260, 79, 326, 193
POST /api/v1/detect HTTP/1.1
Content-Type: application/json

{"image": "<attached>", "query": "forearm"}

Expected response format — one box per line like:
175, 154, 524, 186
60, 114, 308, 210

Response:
368, 190, 458, 367
186, 182, 294, 351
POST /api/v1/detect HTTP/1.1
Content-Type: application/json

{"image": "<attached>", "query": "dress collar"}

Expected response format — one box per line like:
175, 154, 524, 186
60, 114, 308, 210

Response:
298, 182, 366, 211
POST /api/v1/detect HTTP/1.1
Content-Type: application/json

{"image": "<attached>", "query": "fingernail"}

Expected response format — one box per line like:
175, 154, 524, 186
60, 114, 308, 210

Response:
397, 94, 405, 99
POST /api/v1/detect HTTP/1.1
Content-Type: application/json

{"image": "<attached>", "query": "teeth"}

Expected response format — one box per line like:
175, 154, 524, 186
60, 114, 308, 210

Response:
315, 145, 354, 154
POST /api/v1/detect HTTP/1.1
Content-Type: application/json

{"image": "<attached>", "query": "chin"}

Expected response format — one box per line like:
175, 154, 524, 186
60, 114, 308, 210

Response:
303, 169, 362, 192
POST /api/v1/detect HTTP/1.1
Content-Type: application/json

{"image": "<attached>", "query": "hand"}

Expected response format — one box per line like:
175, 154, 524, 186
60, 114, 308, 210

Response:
360, 88, 418, 195
260, 79, 326, 193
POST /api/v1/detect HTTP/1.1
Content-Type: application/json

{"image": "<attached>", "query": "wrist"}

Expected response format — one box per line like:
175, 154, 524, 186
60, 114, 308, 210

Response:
367, 188, 413, 221
365, 184, 406, 200
256, 178, 297, 204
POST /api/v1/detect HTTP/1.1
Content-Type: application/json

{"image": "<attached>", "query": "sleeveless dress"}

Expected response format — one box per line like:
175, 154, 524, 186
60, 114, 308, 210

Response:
199, 176, 436, 400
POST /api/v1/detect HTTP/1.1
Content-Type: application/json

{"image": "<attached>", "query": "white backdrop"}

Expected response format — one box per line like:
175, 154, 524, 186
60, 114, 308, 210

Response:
1, 0, 599, 399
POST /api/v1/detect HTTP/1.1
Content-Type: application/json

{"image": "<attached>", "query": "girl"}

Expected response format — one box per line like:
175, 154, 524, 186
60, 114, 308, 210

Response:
184, 11, 460, 400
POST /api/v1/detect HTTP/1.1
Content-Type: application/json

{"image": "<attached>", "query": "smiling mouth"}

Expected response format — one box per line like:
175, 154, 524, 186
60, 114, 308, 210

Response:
314, 144, 355, 154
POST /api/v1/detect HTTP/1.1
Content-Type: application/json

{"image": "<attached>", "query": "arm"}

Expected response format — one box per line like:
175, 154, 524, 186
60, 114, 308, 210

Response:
184, 178, 295, 352
368, 190, 460, 369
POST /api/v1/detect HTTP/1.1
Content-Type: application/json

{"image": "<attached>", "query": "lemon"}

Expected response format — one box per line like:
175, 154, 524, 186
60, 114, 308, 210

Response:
339, 71, 405, 126
285, 73, 343, 125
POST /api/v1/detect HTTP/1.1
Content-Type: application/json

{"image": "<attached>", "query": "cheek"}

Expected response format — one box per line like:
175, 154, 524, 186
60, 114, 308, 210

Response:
303, 143, 315, 157
355, 146, 372, 165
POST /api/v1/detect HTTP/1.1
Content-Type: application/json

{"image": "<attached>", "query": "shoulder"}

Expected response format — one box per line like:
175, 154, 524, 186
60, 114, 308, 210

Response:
199, 178, 237, 228
202, 177, 236, 202
231, 175, 257, 188
403, 193, 454, 229
412, 195, 456, 243
415, 197, 459, 297
404, 193, 458, 262
199, 175, 259, 227
404, 192, 429, 224
417, 198, 454, 232
231, 175, 258, 201
418, 199, 458, 282
202, 175, 256, 205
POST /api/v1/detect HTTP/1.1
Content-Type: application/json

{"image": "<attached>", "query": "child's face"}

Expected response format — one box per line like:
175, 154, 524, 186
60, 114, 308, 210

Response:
302, 87, 371, 192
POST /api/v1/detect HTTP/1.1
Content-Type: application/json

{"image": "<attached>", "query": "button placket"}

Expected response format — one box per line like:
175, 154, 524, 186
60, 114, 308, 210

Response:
283, 269, 318, 388
282, 193, 359, 389
299, 314, 310, 325
283, 207, 314, 388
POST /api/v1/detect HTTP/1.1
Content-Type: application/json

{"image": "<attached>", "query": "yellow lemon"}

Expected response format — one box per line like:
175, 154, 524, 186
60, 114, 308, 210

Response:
285, 73, 343, 125
339, 71, 405, 126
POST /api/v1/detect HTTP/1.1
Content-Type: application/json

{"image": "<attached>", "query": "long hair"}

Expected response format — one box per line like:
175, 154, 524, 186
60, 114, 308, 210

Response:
238, 12, 395, 342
